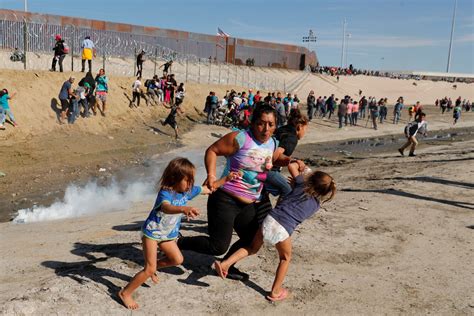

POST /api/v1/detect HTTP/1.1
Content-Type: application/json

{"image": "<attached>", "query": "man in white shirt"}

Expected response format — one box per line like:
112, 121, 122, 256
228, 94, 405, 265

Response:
398, 112, 427, 157
81, 36, 95, 73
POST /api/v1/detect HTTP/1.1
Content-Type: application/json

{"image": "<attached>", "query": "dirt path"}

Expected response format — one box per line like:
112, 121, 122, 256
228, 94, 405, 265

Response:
1, 130, 473, 315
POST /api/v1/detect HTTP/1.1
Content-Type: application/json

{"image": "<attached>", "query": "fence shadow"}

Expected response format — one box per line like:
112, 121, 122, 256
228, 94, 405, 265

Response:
41, 241, 143, 306
342, 188, 474, 210
380, 176, 474, 189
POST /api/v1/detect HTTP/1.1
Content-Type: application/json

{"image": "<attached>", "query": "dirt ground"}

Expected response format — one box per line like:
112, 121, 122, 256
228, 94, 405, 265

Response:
1, 121, 473, 315
1, 68, 473, 314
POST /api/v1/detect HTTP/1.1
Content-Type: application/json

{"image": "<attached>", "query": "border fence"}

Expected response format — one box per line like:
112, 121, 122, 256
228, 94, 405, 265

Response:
0, 9, 316, 91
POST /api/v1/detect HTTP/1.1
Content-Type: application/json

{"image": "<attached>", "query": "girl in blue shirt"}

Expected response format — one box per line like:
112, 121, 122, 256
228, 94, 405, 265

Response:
119, 157, 237, 310
214, 165, 336, 302
0, 89, 18, 129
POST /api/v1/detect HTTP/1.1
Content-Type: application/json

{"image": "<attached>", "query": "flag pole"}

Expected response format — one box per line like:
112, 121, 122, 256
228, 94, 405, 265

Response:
225, 36, 228, 63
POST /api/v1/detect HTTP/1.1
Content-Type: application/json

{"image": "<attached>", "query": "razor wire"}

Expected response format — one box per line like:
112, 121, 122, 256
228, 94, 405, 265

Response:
0, 17, 303, 92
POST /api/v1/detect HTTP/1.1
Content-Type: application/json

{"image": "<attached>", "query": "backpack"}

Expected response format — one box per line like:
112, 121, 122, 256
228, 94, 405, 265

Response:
62, 42, 69, 54
405, 121, 418, 136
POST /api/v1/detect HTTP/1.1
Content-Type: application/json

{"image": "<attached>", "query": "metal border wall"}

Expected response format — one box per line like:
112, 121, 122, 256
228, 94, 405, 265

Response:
0, 9, 317, 70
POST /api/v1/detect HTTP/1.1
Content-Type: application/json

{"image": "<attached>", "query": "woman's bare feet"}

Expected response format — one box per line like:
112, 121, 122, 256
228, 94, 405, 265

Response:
213, 261, 228, 279
151, 273, 159, 284
118, 289, 138, 310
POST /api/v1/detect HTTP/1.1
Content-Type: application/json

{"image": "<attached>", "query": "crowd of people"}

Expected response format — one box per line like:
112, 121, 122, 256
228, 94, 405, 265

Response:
57, 68, 108, 124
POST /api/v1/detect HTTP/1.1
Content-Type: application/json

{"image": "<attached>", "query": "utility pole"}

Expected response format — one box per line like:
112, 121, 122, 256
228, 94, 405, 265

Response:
345, 33, 351, 68
340, 19, 346, 68
24, 0, 28, 11
446, 0, 457, 73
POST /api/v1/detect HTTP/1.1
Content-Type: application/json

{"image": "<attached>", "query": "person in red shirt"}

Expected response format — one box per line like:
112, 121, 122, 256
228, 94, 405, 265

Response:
254, 90, 262, 104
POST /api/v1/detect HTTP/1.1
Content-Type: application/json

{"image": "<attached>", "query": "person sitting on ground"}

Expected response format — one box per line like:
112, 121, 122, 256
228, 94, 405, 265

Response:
0, 89, 18, 129
398, 112, 427, 157
118, 157, 239, 310
214, 167, 336, 302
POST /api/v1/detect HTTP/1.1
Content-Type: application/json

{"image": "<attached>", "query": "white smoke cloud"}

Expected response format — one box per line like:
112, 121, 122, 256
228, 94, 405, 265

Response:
13, 179, 155, 224
12, 149, 215, 224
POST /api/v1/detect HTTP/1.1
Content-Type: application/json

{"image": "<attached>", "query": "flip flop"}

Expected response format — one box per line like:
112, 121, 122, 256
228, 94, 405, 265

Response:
266, 288, 289, 302
213, 261, 227, 279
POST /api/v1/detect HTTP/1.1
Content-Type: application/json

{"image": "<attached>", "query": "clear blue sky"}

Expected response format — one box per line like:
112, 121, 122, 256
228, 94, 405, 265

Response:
1, 0, 473, 73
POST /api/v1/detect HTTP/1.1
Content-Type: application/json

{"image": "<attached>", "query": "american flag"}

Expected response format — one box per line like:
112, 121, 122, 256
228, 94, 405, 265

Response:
217, 27, 230, 38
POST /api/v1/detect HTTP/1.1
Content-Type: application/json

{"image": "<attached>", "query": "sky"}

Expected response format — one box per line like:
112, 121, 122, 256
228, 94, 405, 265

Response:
1, 0, 473, 73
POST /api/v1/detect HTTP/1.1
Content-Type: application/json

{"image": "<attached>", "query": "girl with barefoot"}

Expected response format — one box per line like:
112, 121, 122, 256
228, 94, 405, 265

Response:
214, 166, 336, 302
119, 157, 236, 309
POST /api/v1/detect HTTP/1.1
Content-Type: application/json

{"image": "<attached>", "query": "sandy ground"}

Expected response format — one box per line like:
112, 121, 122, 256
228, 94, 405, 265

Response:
1, 115, 474, 315
1, 69, 474, 315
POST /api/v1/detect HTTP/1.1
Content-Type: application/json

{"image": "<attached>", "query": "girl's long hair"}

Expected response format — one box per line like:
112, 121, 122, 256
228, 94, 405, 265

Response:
304, 171, 336, 204
160, 157, 195, 191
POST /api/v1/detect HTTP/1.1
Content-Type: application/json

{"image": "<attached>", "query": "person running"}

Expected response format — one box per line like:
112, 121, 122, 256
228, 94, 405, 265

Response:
161, 101, 185, 139
398, 112, 427, 157
0, 89, 18, 129
118, 157, 238, 310
440, 97, 448, 114
51, 34, 67, 72
214, 167, 336, 302
178, 104, 303, 281
81, 36, 95, 73
265, 109, 309, 197
453, 103, 461, 125
95, 69, 108, 116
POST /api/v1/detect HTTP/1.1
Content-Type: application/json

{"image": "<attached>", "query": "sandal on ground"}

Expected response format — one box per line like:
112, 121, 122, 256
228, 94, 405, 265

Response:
266, 288, 289, 302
